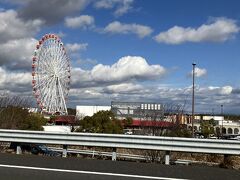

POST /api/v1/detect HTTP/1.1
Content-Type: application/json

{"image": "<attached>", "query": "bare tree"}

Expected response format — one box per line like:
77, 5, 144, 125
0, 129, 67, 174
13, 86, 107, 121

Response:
137, 103, 185, 136
0, 93, 45, 130
0, 93, 32, 108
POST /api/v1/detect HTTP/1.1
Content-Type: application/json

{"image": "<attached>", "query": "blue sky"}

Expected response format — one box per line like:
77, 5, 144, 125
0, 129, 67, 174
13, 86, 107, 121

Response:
0, 0, 240, 114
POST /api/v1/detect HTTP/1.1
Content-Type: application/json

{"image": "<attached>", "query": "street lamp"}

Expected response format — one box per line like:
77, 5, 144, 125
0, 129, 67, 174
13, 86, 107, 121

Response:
192, 63, 196, 138
221, 104, 223, 138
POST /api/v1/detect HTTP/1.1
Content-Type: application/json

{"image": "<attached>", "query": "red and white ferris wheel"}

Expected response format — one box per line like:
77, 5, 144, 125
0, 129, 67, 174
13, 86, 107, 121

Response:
32, 34, 70, 115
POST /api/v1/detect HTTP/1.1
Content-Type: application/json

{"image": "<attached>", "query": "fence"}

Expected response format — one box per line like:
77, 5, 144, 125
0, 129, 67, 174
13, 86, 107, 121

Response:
0, 129, 239, 164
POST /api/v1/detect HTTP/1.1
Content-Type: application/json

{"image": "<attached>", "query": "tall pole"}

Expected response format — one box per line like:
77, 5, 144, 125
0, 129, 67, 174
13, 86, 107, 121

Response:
221, 104, 223, 138
192, 63, 196, 138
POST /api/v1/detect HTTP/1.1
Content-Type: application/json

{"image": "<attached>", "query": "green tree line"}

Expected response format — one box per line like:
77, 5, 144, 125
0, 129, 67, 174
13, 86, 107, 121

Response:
76, 110, 123, 134
0, 106, 47, 130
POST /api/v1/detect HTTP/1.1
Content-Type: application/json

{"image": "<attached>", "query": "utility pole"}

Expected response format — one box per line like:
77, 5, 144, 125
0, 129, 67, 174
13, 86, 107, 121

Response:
192, 63, 196, 138
221, 104, 223, 138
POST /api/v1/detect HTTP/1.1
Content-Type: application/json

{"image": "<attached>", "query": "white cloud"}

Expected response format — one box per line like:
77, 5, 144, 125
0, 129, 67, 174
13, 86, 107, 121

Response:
64, 15, 95, 29
154, 18, 239, 44
199, 86, 233, 96
66, 43, 88, 53
0, 9, 43, 70
0, 38, 38, 69
0, 67, 31, 89
71, 56, 166, 87
0, 9, 43, 42
190, 67, 207, 77
94, 0, 134, 16
19, 0, 90, 25
55, 31, 66, 38
114, 0, 134, 16
68, 82, 238, 114
104, 83, 143, 93
219, 86, 233, 95
104, 21, 153, 38
94, 0, 114, 9
70, 87, 104, 100
91, 56, 166, 82
76, 58, 97, 66
0, 67, 7, 84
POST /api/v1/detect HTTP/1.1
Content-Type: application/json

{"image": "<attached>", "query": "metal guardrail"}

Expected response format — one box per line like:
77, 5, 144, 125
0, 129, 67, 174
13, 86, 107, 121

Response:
0, 129, 240, 155
49, 147, 148, 161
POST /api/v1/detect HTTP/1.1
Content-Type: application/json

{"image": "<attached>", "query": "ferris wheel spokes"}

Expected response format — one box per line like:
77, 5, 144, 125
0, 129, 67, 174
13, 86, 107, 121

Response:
32, 34, 70, 115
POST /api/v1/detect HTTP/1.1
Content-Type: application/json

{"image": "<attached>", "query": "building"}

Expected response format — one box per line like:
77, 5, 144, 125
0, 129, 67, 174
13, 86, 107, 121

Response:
76, 105, 111, 119
186, 115, 240, 136
111, 101, 174, 128
111, 101, 163, 119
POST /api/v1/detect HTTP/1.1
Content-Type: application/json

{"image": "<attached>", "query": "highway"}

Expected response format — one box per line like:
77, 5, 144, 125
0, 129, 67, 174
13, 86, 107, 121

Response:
0, 153, 239, 180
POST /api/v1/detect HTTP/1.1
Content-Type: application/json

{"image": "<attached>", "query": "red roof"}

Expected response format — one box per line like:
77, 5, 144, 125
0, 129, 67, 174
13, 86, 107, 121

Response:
52, 115, 76, 124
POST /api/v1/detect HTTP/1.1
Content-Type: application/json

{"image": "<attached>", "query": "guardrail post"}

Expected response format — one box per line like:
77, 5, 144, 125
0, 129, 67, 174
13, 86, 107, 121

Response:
165, 151, 170, 165
62, 145, 68, 158
112, 147, 117, 161
222, 154, 232, 168
16, 145, 22, 155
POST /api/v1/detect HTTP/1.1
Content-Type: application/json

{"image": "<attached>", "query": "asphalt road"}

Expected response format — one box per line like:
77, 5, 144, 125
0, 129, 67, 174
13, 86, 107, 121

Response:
0, 153, 239, 180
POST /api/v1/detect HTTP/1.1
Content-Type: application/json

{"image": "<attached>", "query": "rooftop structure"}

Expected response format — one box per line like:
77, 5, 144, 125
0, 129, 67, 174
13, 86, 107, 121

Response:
111, 101, 163, 120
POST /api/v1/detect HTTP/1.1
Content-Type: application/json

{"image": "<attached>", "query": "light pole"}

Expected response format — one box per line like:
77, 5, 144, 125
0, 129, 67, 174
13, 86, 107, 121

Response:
221, 104, 223, 138
192, 63, 196, 138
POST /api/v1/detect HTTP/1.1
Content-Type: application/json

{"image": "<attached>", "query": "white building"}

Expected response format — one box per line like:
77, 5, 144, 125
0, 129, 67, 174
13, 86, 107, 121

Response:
76, 105, 111, 119
43, 125, 71, 133
187, 115, 240, 135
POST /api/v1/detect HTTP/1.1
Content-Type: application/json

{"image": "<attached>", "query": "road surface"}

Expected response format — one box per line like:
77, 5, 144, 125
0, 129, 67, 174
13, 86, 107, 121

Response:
0, 153, 239, 180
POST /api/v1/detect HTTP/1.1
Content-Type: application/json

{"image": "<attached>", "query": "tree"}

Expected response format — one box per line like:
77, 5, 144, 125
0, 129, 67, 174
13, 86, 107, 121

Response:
18, 113, 47, 131
200, 118, 216, 138
168, 124, 191, 138
76, 110, 123, 134
0, 94, 47, 130
0, 106, 28, 129
76, 112, 85, 121
67, 108, 76, 115
122, 117, 133, 127
0, 106, 47, 130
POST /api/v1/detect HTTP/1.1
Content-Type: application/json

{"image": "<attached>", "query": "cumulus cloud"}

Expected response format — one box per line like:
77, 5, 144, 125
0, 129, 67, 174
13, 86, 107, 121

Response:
68, 82, 239, 114
66, 43, 88, 53
76, 58, 97, 66
0, 67, 32, 92
219, 86, 233, 95
195, 67, 207, 77
94, 0, 134, 16
64, 15, 95, 29
199, 86, 233, 96
154, 18, 239, 44
0, 9, 43, 70
104, 21, 153, 38
71, 56, 166, 88
18, 0, 89, 25
0, 38, 37, 69
189, 67, 207, 77
140, 85, 236, 113
70, 88, 103, 99
91, 56, 165, 81
0, 10, 43, 42
55, 31, 66, 38
104, 83, 143, 94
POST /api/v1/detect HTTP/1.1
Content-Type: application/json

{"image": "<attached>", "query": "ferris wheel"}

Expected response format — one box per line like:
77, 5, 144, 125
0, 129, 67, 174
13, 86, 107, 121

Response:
32, 34, 70, 115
